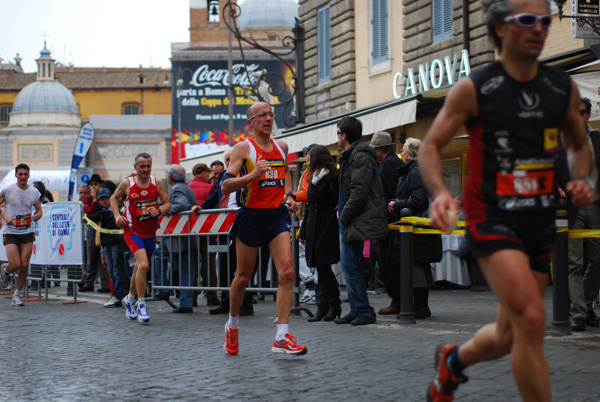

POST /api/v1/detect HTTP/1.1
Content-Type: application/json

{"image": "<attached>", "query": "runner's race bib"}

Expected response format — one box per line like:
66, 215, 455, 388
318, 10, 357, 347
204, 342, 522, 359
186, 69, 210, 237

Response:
15, 214, 32, 230
496, 158, 556, 211
135, 200, 158, 221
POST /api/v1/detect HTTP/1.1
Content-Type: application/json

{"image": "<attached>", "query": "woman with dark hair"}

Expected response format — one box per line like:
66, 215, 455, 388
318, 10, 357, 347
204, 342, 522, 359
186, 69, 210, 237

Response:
32, 181, 52, 203
299, 145, 342, 322
31, 181, 58, 288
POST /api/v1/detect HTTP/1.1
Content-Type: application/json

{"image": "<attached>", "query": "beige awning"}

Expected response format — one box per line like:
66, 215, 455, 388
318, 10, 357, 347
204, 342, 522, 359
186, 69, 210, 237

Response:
278, 97, 417, 153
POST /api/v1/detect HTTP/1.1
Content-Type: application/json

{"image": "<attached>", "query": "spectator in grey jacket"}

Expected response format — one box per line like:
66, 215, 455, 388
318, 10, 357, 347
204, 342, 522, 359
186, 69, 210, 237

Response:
335, 116, 388, 326
164, 165, 198, 313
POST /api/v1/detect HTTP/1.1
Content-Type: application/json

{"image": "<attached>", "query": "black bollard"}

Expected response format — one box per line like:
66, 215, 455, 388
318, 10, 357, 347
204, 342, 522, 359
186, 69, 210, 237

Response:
551, 214, 570, 336
397, 225, 416, 324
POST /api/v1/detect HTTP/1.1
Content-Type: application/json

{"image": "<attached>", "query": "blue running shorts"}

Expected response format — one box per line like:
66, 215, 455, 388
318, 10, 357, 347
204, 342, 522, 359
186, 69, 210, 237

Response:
229, 204, 292, 247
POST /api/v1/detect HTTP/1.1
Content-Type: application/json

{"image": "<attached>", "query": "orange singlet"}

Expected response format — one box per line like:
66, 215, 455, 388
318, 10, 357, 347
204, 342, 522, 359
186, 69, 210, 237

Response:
240, 138, 286, 209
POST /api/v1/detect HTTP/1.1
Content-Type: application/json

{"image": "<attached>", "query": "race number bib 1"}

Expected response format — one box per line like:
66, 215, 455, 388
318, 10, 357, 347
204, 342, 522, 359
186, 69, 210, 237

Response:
135, 200, 158, 221
496, 160, 556, 211
15, 214, 32, 230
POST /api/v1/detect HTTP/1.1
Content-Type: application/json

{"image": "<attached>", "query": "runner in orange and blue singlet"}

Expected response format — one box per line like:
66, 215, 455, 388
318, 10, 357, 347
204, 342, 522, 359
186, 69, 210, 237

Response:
228, 137, 292, 247
112, 153, 170, 323
220, 101, 307, 356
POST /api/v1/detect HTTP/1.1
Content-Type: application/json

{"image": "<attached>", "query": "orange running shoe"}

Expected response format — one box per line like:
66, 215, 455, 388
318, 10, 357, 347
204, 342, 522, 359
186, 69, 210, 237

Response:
271, 333, 308, 355
427, 343, 468, 402
224, 324, 239, 355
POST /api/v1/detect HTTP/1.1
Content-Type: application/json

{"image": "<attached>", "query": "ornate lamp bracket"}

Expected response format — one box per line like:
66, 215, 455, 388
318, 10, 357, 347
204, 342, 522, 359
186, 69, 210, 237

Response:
554, 0, 600, 37
223, 0, 305, 127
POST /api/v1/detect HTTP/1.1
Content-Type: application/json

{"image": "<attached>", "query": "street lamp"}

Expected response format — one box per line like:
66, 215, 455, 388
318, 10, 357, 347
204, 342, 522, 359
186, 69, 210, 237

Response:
222, 0, 305, 127
177, 77, 183, 163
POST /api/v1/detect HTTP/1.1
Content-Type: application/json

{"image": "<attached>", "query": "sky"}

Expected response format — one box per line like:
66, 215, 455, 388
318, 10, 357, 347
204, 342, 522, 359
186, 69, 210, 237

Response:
0, 0, 194, 73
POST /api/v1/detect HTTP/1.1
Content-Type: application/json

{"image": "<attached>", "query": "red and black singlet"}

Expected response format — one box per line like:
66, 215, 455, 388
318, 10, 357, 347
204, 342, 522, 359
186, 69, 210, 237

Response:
464, 61, 572, 224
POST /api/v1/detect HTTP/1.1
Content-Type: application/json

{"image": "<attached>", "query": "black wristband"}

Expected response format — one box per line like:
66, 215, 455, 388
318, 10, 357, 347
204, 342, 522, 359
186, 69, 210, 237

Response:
286, 191, 296, 201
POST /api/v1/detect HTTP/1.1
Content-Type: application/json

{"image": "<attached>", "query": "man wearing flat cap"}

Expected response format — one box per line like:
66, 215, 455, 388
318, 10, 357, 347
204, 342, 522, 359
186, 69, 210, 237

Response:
370, 132, 403, 208
370, 131, 404, 316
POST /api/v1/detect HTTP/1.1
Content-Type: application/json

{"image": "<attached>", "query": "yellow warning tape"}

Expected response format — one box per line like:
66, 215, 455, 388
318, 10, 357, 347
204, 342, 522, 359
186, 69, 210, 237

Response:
388, 216, 599, 238
83, 215, 124, 235
387, 217, 466, 235
568, 229, 600, 238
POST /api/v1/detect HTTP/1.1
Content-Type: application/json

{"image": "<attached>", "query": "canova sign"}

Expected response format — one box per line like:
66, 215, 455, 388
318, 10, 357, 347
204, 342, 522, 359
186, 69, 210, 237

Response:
392, 49, 471, 99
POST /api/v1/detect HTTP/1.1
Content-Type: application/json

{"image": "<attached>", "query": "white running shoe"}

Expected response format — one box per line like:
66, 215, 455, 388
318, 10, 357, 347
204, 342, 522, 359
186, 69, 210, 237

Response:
300, 289, 315, 304
104, 296, 121, 308
11, 294, 24, 307
124, 295, 138, 320
137, 302, 150, 323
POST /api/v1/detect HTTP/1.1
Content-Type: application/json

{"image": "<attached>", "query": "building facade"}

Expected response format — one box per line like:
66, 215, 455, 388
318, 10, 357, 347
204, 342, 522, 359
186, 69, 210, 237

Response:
173, 0, 299, 165
0, 46, 172, 195
288, 0, 600, 196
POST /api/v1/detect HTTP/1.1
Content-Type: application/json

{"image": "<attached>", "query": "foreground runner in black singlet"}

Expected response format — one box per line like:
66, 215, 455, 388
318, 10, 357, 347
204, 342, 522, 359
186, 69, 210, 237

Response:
419, 0, 594, 401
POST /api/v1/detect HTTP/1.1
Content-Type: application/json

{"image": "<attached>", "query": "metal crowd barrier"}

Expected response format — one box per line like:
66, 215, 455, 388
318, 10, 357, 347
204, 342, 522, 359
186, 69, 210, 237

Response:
25, 265, 84, 303
152, 208, 285, 304
1, 212, 87, 304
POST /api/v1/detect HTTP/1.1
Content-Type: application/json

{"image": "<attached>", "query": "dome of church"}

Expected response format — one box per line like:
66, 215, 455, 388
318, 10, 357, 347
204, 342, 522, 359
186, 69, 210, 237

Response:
8, 43, 80, 127
236, 0, 298, 28
12, 81, 78, 114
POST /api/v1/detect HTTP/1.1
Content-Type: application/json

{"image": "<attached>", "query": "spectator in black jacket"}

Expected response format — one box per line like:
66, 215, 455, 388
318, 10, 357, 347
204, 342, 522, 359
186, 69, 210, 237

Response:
336, 116, 388, 326
91, 188, 129, 307
370, 131, 404, 315
386, 138, 441, 319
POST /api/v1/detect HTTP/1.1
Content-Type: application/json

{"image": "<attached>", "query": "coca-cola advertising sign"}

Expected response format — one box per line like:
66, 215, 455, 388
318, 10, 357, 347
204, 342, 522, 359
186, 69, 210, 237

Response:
171, 59, 294, 162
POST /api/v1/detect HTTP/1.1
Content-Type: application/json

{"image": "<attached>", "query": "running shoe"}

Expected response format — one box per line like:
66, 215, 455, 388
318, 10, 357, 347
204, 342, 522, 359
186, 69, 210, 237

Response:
271, 333, 308, 355
300, 289, 315, 304
103, 296, 122, 308
427, 343, 469, 402
0, 266, 9, 289
137, 301, 150, 323
11, 294, 24, 307
124, 295, 138, 320
224, 323, 239, 355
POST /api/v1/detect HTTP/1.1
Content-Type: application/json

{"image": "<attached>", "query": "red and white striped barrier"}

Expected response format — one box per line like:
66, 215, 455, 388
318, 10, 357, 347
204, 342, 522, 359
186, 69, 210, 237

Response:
157, 210, 237, 236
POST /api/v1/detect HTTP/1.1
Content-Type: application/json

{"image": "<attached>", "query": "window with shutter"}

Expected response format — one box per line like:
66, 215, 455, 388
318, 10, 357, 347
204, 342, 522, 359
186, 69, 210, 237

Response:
123, 104, 140, 115
318, 6, 331, 84
371, 0, 389, 65
0, 105, 12, 123
432, 0, 453, 42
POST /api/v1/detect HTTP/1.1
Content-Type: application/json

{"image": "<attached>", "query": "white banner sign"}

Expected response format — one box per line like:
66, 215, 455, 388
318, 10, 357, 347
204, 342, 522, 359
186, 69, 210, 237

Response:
0, 202, 84, 265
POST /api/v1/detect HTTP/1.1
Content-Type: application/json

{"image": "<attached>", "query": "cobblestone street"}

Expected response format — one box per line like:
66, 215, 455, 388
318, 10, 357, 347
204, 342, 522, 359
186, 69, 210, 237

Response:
1, 286, 599, 401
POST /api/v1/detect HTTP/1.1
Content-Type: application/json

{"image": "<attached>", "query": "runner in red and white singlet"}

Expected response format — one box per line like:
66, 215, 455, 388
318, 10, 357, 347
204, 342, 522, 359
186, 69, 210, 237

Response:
112, 153, 170, 323
123, 175, 160, 238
